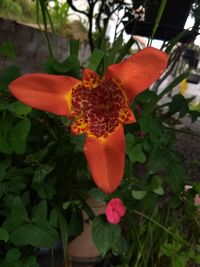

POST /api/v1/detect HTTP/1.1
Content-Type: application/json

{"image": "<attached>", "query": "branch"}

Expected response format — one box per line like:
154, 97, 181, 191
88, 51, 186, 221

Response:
67, 0, 88, 16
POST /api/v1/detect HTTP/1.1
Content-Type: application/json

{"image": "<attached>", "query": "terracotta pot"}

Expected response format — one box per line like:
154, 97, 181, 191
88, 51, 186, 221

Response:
68, 197, 105, 264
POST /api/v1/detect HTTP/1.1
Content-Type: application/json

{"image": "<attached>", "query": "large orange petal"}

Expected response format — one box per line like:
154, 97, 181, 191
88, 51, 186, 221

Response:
84, 125, 125, 194
9, 73, 81, 115
106, 47, 168, 103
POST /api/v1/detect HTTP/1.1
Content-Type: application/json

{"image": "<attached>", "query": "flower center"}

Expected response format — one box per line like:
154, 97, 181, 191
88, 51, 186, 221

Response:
71, 77, 127, 138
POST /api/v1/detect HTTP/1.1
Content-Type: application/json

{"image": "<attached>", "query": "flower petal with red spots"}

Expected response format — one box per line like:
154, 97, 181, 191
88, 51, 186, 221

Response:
83, 125, 125, 194
106, 47, 168, 103
9, 73, 81, 115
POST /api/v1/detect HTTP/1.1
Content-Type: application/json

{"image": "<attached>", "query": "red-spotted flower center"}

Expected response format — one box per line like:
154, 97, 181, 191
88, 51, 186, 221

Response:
71, 77, 130, 138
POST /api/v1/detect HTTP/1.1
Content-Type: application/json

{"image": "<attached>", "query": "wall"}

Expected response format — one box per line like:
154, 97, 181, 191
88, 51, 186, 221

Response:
0, 17, 90, 73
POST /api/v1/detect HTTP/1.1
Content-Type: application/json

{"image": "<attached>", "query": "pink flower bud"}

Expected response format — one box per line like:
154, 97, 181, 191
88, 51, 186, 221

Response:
105, 198, 126, 224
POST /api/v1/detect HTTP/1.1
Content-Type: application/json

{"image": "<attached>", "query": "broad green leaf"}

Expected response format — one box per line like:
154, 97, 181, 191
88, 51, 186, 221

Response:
147, 175, 162, 191
6, 248, 21, 261
32, 200, 47, 223
24, 255, 40, 267
9, 224, 57, 248
166, 163, 187, 193
68, 209, 83, 238
0, 134, 13, 154
8, 101, 32, 116
8, 119, 31, 154
148, 147, 169, 172
0, 114, 13, 154
169, 94, 189, 117
128, 144, 146, 163
132, 190, 147, 200
0, 228, 9, 241
139, 116, 162, 143
125, 133, 136, 154
49, 209, 58, 228
92, 215, 121, 256
25, 147, 48, 165
33, 164, 54, 183
153, 187, 164, 195
62, 201, 71, 210
3, 197, 29, 232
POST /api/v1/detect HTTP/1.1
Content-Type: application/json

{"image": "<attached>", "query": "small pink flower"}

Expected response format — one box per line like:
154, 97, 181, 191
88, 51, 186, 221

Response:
105, 198, 126, 224
194, 194, 200, 207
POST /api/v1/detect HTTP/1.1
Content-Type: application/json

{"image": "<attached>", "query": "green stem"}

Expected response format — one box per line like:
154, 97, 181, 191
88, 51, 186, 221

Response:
149, 0, 168, 46
133, 210, 188, 246
143, 72, 189, 115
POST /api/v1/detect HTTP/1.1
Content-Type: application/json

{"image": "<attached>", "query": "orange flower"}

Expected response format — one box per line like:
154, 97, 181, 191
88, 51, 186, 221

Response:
9, 47, 168, 194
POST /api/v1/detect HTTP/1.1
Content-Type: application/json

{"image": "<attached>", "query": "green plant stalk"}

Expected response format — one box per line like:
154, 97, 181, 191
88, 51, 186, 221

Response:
143, 72, 189, 115
133, 210, 188, 246
36, 0, 53, 57
116, 37, 135, 63
148, 0, 168, 46
127, 214, 147, 267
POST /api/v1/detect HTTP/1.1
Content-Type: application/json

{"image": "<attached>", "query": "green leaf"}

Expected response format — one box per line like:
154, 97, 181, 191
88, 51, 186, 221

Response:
0, 65, 21, 92
169, 94, 189, 117
125, 133, 136, 154
139, 116, 162, 142
89, 188, 107, 202
0, 114, 13, 154
92, 215, 121, 256
0, 228, 9, 241
143, 72, 189, 115
166, 163, 187, 193
6, 248, 21, 261
3, 197, 29, 232
9, 224, 57, 248
104, 33, 123, 68
0, 42, 16, 60
132, 190, 147, 200
68, 209, 83, 238
62, 201, 71, 210
148, 147, 169, 172
8, 119, 31, 154
87, 49, 104, 72
153, 187, 164, 195
0, 134, 13, 154
128, 144, 146, 163
70, 134, 85, 153
0, 157, 10, 180
25, 147, 48, 165
49, 209, 58, 228
147, 175, 162, 191
116, 37, 135, 63
32, 200, 47, 223
8, 101, 32, 116
69, 39, 80, 57
33, 164, 54, 183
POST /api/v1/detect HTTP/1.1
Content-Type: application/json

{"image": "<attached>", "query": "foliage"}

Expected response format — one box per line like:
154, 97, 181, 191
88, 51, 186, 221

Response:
0, 0, 200, 267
